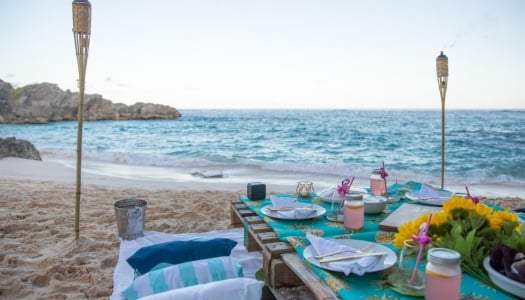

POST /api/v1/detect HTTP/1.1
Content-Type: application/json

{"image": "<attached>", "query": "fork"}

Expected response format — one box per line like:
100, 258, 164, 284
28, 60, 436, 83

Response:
319, 251, 386, 263
314, 243, 375, 259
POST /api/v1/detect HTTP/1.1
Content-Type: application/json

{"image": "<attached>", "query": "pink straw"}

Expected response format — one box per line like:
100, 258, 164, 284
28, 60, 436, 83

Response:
380, 161, 388, 195
410, 213, 432, 285
465, 185, 471, 197
465, 185, 479, 204
338, 177, 355, 209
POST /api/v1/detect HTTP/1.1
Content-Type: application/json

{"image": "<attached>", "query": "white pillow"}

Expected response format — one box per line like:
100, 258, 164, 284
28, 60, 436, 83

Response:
139, 278, 264, 300
123, 256, 243, 300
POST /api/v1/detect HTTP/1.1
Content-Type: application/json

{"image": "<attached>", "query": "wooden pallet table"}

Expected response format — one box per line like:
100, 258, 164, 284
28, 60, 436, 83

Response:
230, 198, 339, 300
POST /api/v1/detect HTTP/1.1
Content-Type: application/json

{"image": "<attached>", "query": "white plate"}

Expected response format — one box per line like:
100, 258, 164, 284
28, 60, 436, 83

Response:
405, 190, 453, 206
317, 187, 367, 204
483, 257, 525, 298
261, 204, 326, 220
303, 239, 397, 273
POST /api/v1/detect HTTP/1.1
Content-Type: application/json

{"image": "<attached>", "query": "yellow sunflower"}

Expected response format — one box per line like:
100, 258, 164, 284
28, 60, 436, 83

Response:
488, 210, 518, 229
442, 195, 475, 215
393, 213, 429, 248
474, 202, 494, 218
429, 211, 448, 226
493, 210, 518, 223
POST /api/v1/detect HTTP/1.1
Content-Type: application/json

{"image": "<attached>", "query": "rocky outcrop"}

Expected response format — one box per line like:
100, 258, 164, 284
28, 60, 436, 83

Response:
0, 79, 181, 123
0, 137, 42, 160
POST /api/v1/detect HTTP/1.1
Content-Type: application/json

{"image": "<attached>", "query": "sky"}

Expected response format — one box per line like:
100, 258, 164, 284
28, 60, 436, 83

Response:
1, 0, 524, 109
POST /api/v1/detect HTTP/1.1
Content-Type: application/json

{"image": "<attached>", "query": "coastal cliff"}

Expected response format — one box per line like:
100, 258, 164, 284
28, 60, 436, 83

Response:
0, 79, 181, 123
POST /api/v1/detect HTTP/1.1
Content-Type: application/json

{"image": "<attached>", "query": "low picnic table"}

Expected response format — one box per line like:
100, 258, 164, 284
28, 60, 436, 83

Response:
231, 181, 517, 300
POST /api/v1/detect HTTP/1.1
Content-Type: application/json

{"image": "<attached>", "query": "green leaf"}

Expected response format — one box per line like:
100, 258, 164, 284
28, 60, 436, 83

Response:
255, 268, 265, 282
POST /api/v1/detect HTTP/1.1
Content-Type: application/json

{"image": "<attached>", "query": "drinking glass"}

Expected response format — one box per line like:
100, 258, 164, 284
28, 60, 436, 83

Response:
398, 239, 427, 290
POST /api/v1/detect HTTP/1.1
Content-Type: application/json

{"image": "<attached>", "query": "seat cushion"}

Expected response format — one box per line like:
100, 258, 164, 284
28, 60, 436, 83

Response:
138, 277, 264, 300
126, 238, 237, 275
123, 256, 243, 300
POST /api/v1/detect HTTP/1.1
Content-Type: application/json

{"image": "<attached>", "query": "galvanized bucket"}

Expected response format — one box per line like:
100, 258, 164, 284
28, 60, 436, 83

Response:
114, 198, 147, 240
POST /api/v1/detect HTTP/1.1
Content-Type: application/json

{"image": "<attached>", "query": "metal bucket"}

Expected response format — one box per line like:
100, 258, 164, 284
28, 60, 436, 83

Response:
114, 198, 147, 240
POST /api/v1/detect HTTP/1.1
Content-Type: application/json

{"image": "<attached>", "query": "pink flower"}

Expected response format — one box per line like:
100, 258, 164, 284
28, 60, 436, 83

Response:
412, 218, 432, 246
412, 231, 432, 245
337, 178, 351, 196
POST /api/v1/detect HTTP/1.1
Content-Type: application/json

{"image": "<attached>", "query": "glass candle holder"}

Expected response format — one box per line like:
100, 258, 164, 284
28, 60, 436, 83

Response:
296, 181, 314, 198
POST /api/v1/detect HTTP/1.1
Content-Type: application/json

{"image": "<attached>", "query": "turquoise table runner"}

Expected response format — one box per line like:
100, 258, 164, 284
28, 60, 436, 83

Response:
241, 182, 417, 240
240, 181, 517, 299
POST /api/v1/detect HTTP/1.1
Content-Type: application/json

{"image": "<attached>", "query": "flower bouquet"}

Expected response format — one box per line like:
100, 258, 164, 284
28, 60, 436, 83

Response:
393, 194, 524, 289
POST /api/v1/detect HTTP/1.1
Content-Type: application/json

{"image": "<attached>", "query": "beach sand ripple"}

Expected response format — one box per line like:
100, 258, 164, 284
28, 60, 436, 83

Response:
0, 179, 239, 299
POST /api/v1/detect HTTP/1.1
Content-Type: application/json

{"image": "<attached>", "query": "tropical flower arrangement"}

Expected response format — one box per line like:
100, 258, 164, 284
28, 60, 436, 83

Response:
393, 194, 525, 288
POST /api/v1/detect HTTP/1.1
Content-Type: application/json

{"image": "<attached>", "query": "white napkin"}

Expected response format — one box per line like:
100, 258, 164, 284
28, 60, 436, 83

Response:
306, 233, 380, 276
413, 184, 452, 200
270, 196, 317, 219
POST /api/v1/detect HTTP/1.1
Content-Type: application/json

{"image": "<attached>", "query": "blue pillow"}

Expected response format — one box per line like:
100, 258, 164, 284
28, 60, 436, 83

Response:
126, 238, 237, 275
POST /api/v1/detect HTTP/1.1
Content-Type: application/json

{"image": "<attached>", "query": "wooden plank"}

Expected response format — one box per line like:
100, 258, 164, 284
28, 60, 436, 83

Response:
245, 222, 272, 252
230, 204, 242, 227
231, 198, 243, 205
281, 253, 339, 300
244, 215, 265, 224
239, 208, 256, 217
262, 242, 290, 286
270, 258, 304, 287
269, 286, 316, 300
254, 232, 278, 253
251, 223, 271, 233
379, 203, 441, 231
230, 201, 249, 227
257, 231, 279, 244
230, 200, 257, 228
265, 242, 295, 258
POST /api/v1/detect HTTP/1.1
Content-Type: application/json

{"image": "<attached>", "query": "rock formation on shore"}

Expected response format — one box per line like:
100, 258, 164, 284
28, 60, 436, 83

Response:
0, 79, 181, 123
0, 137, 41, 160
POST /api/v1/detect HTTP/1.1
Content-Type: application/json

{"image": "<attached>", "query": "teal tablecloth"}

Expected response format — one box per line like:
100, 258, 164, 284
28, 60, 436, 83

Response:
240, 181, 517, 300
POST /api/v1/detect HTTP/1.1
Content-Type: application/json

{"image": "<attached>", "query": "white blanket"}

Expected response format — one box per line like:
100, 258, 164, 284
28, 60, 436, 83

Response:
110, 229, 263, 300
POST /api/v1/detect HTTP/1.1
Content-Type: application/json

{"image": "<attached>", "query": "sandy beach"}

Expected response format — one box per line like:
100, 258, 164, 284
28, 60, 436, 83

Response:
0, 157, 523, 299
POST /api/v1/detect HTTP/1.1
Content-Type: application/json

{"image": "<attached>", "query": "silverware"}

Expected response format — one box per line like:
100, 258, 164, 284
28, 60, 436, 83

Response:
319, 252, 386, 263
268, 206, 317, 212
314, 244, 375, 259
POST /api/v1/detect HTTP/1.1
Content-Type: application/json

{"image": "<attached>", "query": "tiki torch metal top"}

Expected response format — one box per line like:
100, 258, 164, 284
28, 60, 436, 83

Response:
72, 0, 91, 34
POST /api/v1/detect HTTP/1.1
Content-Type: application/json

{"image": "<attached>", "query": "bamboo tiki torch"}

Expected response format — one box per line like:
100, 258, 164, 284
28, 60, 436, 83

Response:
72, 0, 91, 240
436, 51, 448, 189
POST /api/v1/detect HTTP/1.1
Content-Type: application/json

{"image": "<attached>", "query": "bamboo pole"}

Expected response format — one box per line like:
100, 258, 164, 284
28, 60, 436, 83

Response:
72, 0, 91, 240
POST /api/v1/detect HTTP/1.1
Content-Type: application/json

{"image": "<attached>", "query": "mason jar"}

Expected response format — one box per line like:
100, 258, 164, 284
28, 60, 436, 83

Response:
343, 193, 364, 230
424, 248, 462, 300
370, 169, 385, 196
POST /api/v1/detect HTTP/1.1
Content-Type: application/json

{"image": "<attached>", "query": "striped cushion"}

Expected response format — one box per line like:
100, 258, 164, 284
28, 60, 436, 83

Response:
123, 256, 243, 300
139, 278, 264, 300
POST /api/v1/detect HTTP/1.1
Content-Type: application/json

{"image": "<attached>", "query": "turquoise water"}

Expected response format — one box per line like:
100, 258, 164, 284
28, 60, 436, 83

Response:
1, 109, 524, 187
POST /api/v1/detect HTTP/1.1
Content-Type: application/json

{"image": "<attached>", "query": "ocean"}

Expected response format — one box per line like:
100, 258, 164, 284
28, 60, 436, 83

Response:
1, 109, 524, 192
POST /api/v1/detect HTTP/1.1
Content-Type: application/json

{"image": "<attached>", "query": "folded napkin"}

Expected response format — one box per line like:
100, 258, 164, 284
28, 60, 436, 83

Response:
412, 184, 451, 200
306, 233, 380, 276
318, 187, 344, 203
270, 196, 317, 219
